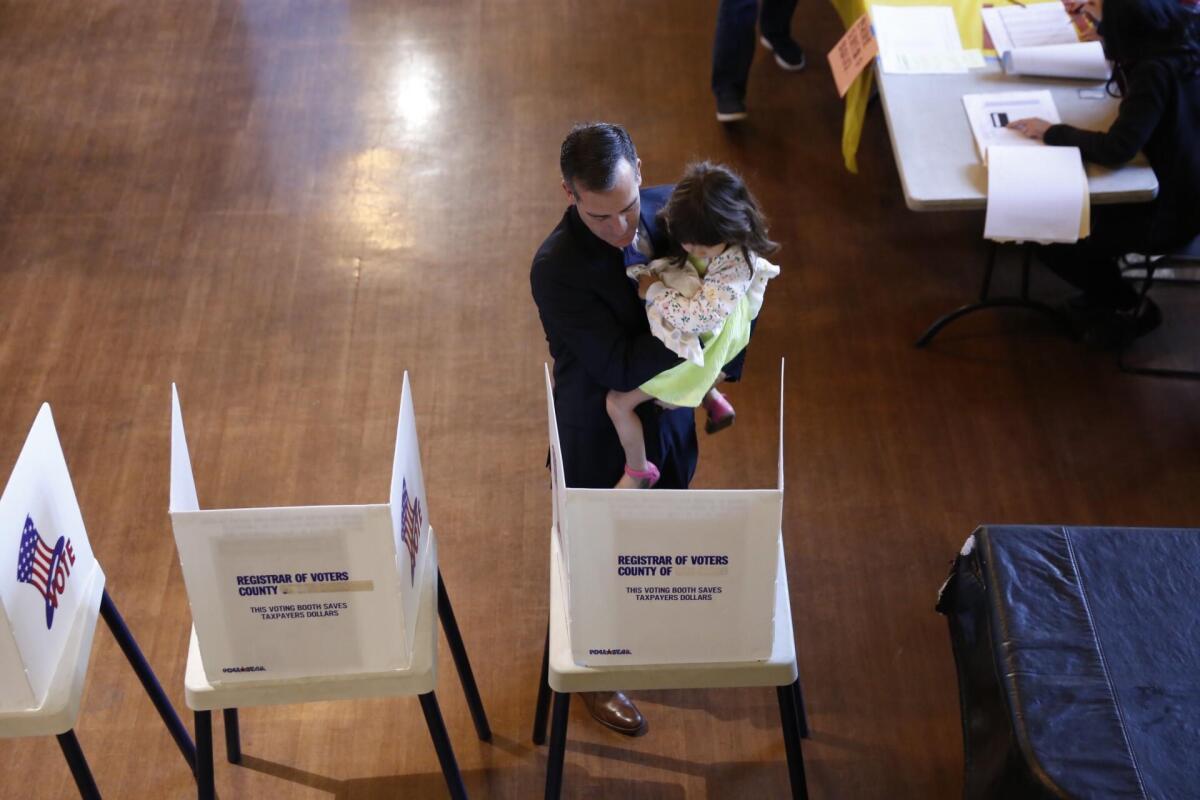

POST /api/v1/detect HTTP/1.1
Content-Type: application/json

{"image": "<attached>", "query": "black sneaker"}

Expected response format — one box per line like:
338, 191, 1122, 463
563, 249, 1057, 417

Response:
759, 35, 807, 71
1082, 298, 1162, 350
715, 93, 747, 123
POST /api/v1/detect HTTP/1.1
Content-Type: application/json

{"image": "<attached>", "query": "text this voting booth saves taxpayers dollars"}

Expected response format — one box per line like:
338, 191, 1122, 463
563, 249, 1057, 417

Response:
545, 362, 786, 667
169, 375, 432, 684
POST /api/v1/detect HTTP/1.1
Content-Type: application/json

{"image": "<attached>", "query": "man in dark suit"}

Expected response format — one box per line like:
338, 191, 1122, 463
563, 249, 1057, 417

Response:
529, 122, 697, 735
532, 124, 699, 493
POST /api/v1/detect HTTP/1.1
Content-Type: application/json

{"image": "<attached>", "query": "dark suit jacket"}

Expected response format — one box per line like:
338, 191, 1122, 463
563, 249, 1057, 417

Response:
530, 185, 698, 489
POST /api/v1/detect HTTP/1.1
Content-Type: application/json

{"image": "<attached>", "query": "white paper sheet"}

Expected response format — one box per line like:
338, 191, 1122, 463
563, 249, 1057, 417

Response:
1004, 41, 1110, 80
872, 5, 977, 73
962, 90, 1061, 162
982, 3, 1079, 53
985, 145, 1089, 244
882, 48, 985, 73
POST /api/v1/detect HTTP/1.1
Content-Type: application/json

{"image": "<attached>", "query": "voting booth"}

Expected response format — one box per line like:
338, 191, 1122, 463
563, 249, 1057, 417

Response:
171, 375, 488, 800
169, 376, 432, 683
0, 406, 103, 713
546, 364, 785, 668
0, 405, 195, 797
534, 361, 809, 800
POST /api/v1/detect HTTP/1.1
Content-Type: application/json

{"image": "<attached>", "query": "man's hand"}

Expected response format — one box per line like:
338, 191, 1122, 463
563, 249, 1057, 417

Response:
1007, 117, 1053, 140
637, 273, 661, 299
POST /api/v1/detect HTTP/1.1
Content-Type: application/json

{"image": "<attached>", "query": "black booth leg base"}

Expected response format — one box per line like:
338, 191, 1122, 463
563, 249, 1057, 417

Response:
544, 692, 570, 800
915, 299, 1069, 348
223, 708, 242, 764
777, 684, 810, 800
57, 729, 101, 800
532, 625, 551, 745
419, 692, 468, 800
438, 570, 493, 742
791, 677, 810, 739
194, 711, 214, 800
99, 590, 198, 774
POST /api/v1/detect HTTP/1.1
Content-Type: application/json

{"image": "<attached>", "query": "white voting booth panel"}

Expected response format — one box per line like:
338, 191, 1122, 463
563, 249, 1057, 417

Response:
170, 374, 433, 685
545, 363, 786, 667
0, 405, 101, 716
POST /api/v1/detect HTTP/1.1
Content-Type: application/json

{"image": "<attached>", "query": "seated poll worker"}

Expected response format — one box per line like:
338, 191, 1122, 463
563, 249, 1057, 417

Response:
530, 122, 752, 735
1007, 0, 1200, 348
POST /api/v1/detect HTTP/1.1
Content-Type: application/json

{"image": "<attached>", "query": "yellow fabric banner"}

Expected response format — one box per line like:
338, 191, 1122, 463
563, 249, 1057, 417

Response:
836, 0, 984, 173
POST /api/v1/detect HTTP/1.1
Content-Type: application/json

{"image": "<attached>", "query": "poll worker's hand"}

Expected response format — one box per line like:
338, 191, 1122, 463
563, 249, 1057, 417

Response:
1065, 0, 1101, 22
1007, 117, 1053, 141
637, 273, 661, 299
1065, 0, 1101, 40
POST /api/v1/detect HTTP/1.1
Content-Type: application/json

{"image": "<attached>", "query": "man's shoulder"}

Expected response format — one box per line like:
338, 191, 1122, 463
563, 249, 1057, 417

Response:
533, 209, 605, 304
641, 184, 673, 213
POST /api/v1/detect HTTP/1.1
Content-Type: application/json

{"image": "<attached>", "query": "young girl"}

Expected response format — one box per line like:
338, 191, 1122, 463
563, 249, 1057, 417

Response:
608, 162, 781, 489
1007, 0, 1200, 348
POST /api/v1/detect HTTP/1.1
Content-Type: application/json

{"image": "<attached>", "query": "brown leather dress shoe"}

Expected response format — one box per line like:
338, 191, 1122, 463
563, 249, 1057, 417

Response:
581, 691, 647, 736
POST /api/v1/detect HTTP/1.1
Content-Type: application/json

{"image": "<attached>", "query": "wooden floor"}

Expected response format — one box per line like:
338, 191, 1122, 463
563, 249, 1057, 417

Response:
2, 1, 1198, 797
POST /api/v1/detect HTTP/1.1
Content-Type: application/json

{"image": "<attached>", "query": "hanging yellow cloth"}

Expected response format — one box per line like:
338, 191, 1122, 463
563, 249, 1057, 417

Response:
835, 0, 985, 173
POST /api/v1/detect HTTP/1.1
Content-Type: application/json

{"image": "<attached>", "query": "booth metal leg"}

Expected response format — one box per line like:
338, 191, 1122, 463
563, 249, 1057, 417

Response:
437, 570, 492, 742
776, 685, 810, 800
916, 243, 1066, 347
56, 729, 101, 800
194, 711, 214, 800
223, 708, 242, 764
99, 590, 197, 773
791, 677, 810, 739
418, 692, 468, 800
532, 625, 551, 745
544, 692, 570, 800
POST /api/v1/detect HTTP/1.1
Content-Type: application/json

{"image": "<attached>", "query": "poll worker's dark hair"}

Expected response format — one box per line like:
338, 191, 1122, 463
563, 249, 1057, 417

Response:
559, 123, 638, 197
658, 162, 779, 265
1101, 0, 1200, 95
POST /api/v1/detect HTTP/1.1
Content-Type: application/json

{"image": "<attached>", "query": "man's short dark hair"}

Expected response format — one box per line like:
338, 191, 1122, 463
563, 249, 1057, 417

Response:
559, 122, 638, 197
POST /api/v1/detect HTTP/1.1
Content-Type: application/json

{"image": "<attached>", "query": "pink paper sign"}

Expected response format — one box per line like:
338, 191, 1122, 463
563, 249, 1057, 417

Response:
828, 14, 879, 98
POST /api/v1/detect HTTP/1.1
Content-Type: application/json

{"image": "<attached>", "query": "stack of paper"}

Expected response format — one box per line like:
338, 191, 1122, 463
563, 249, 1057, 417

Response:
984, 145, 1090, 244
962, 90, 1061, 163
982, 4, 1109, 79
981, 3, 1079, 52
870, 5, 984, 74
1004, 41, 1110, 80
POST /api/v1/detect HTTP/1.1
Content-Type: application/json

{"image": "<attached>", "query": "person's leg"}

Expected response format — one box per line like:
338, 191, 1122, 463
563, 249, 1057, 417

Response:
1039, 241, 1139, 311
647, 404, 699, 489
606, 389, 659, 488
1039, 203, 1154, 311
759, 0, 797, 41
1039, 204, 1164, 346
759, 0, 805, 69
712, 0, 758, 119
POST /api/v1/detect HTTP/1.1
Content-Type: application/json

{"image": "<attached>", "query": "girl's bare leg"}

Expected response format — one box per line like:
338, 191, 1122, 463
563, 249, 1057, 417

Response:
606, 388, 653, 488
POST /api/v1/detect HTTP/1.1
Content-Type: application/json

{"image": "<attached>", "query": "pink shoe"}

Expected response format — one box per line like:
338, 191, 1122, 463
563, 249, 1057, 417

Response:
623, 462, 661, 489
702, 391, 736, 434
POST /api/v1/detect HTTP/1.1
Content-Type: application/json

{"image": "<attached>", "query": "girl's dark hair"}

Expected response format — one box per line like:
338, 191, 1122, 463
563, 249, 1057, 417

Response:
1101, 0, 1200, 94
657, 162, 778, 265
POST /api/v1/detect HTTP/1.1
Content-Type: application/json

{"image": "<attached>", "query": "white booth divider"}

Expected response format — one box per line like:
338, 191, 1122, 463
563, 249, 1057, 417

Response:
0, 405, 101, 713
546, 361, 786, 667
169, 374, 433, 685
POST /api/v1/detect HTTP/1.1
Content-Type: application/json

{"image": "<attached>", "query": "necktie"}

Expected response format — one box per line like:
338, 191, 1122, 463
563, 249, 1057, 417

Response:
623, 230, 650, 267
